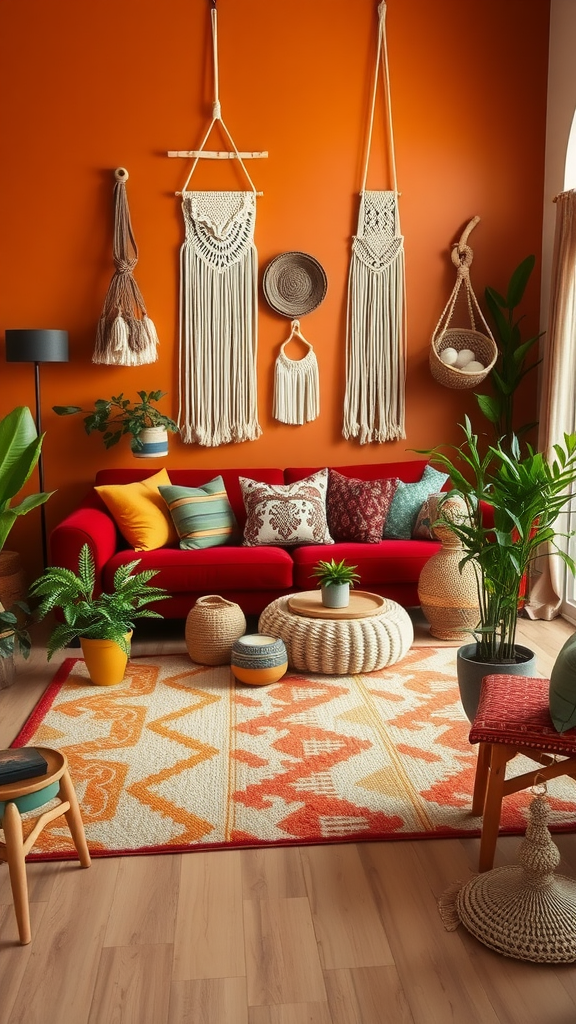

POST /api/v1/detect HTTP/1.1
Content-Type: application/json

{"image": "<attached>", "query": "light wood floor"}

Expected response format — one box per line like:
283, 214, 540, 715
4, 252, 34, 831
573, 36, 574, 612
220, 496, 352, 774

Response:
1, 612, 576, 1024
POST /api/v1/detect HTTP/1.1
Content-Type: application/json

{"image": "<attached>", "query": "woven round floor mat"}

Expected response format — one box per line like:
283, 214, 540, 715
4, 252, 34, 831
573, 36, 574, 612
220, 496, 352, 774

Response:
263, 252, 327, 318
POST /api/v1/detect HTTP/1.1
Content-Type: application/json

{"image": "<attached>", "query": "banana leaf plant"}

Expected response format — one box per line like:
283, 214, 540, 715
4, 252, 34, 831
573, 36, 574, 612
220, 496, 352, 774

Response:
0, 406, 53, 553
475, 255, 542, 446
421, 418, 576, 663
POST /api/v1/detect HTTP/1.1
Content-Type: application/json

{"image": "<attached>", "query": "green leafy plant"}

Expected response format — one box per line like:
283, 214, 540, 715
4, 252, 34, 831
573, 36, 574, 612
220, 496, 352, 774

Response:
475, 255, 542, 444
0, 406, 53, 552
422, 417, 576, 663
0, 601, 32, 661
53, 391, 179, 452
311, 558, 361, 588
29, 543, 170, 660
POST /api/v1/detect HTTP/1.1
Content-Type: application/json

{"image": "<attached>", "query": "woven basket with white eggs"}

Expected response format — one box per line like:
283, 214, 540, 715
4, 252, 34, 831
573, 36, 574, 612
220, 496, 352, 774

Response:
429, 217, 497, 390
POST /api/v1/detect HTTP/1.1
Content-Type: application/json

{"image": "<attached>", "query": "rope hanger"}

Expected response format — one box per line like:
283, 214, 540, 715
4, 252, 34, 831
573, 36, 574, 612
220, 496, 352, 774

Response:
168, 0, 267, 196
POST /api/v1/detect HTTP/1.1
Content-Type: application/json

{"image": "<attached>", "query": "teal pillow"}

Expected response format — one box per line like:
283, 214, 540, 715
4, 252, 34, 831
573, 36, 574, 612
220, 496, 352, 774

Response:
549, 632, 576, 733
383, 465, 449, 540
159, 477, 238, 550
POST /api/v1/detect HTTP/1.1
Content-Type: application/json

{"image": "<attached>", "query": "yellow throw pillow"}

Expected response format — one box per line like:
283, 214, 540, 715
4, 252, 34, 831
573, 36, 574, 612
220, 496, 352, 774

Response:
95, 469, 177, 551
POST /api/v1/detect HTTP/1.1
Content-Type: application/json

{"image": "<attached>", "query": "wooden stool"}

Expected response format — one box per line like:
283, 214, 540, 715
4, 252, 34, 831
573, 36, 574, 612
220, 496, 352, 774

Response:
469, 674, 576, 872
0, 747, 91, 944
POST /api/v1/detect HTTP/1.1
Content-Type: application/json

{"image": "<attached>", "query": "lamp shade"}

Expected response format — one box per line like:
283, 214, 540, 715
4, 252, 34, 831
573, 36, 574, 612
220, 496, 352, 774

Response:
5, 329, 69, 363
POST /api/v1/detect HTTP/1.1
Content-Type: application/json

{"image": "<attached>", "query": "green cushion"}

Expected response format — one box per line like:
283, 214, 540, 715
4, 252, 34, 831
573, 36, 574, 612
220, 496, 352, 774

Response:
383, 465, 449, 540
159, 477, 238, 550
549, 632, 576, 733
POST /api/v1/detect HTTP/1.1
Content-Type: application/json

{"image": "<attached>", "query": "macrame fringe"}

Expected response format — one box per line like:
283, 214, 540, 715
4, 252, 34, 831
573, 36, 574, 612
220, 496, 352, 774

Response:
273, 350, 319, 425
343, 245, 406, 443
179, 246, 261, 446
92, 179, 159, 366
438, 880, 467, 931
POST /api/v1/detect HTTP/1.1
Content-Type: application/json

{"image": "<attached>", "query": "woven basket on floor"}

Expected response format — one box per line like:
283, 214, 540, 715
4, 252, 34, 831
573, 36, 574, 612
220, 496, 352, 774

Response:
185, 595, 247, 666
0, 551, 27, 611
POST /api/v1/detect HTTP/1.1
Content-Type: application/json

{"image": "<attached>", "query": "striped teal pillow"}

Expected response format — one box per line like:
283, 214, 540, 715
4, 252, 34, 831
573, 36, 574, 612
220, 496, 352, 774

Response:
159, 477, 238, 550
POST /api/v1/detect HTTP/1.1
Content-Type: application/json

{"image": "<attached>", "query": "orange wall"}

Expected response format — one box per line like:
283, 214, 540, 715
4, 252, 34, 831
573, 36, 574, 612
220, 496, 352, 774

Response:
0, 0, 550, 578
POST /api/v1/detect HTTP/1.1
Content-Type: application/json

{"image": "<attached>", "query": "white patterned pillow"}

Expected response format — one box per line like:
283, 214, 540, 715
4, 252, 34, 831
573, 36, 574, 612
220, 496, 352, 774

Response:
240, 469, 334, 547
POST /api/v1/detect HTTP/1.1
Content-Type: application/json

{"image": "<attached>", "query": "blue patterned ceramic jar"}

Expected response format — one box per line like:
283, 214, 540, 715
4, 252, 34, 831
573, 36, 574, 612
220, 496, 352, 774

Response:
231, 634, 288, 686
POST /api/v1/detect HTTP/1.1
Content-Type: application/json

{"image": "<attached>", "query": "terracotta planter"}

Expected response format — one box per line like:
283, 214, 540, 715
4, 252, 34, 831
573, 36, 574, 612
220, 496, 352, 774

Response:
80, 633, 132, 686
231, 634, 288, 686
456, 642, 537, 723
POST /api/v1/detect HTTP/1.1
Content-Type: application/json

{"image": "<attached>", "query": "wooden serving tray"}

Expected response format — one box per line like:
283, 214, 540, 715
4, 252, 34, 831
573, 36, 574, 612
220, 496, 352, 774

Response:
287, 591, 385, 620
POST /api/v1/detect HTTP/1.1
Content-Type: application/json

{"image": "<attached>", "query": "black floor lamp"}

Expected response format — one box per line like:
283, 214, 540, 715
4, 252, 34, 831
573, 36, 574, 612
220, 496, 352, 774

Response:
5, 329, 69, 567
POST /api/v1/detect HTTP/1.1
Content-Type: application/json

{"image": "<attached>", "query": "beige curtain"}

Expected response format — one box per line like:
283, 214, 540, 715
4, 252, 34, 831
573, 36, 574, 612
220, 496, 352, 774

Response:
526, 188, 576, 620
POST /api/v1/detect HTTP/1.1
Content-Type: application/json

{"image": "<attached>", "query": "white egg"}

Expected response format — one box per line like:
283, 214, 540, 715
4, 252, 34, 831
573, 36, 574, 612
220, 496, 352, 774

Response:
462, 360, 485, 373
440, 347, 458, 365
455, 348, 475, 367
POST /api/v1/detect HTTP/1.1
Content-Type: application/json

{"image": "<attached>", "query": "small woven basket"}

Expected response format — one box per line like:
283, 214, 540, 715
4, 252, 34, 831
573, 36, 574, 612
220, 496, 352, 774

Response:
263, 251, 327, 318
185, 595, 247, 666
429, 328, 497, 390
0, 551, 27, 611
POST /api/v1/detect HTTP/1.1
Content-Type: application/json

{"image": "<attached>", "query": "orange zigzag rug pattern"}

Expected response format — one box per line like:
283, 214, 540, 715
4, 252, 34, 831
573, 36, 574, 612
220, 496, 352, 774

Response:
14, 648, 576, 859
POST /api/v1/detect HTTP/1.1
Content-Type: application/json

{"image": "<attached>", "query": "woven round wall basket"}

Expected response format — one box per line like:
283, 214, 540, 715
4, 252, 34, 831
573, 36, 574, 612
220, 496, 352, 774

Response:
429, 328, 498, 390
263, 251, 328, 318
185, 596, 247, 666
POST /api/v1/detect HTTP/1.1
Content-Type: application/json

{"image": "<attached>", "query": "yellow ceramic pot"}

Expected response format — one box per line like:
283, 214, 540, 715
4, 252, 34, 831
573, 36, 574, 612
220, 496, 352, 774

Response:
80, 633, 132, 686
231, 634, 288, 686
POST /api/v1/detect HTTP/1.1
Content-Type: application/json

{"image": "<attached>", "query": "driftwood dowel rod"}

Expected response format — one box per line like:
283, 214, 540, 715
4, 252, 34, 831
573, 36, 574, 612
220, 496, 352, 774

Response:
167, 150, 268, 159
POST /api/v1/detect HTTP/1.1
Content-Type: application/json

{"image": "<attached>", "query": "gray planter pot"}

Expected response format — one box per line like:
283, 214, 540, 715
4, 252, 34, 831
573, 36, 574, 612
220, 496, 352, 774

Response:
321, 583, 350, 609
456, 642, 537, 723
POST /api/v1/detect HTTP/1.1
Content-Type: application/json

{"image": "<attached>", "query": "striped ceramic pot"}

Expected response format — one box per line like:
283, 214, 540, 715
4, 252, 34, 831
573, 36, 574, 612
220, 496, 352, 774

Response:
132, 426, 169, 458
231, 634, 288, 686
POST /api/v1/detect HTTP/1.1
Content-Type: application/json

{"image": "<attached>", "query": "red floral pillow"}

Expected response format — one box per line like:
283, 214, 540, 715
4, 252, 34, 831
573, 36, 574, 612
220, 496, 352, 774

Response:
326, 470, 399, 543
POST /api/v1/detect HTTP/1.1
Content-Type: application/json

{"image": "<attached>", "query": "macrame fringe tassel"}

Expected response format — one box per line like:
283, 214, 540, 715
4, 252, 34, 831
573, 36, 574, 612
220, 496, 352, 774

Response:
343, 248, 406, 444
438, 881, 465, 931
179, 245, 261, 446
273, 353, 319, 425
93, 313, 159, 366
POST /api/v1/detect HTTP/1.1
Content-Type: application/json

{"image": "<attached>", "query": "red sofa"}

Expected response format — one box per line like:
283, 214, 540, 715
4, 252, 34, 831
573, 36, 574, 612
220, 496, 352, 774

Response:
49, 460, 444, 618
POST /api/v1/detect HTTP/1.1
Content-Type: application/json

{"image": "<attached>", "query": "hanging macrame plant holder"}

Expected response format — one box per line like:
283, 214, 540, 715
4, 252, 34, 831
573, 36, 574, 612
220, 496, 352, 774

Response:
343, 1, 406, 444
93, 168, 159, 366
273, 320, 320, 425
429, 216, 497, 389
170, 3, 266, 446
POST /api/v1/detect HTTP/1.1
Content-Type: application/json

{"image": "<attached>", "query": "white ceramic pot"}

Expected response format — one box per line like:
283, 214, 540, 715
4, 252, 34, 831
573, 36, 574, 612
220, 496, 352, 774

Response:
321, 583, 350, 609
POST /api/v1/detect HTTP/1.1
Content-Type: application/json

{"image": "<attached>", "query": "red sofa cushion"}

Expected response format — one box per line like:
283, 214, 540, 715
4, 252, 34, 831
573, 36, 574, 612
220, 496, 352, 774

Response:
103, 543, 295, 595
290, 539, 441, 590
284, 460, 435, 485
93, 468, 284, 532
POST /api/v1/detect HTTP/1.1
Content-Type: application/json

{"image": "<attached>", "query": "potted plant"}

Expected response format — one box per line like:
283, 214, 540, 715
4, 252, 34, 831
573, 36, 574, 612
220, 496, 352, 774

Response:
422, 417, 576, 720
53, 390, 179, 457
475, 255, 542, 447
0, 601, 31, 690
311, 558, 361, 609
28, 544, 170, 685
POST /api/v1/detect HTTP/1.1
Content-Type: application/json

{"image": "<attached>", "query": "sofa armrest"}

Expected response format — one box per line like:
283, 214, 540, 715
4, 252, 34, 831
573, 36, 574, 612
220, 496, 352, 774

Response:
49, 506, 118, 592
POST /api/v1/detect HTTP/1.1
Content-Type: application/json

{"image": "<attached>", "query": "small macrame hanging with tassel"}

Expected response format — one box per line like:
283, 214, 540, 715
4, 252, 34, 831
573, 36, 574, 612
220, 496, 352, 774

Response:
273, 320, 320, 425
439, 786, 576, 963
343, 1, 406, 444
93, 168, 159, 366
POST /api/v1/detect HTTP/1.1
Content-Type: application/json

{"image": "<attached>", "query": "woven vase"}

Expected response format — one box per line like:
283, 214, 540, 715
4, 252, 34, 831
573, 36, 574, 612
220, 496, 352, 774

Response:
185, 595, 247, 666
0, 551, 26, 611
418, 494, 480, 641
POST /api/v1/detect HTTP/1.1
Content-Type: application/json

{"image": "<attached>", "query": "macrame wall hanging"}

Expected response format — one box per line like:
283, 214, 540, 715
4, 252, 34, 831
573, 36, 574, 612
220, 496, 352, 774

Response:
263, 251, 327, 426
167, 1, 267, 446
343, 1, 406, 444
93, 167, 159, 366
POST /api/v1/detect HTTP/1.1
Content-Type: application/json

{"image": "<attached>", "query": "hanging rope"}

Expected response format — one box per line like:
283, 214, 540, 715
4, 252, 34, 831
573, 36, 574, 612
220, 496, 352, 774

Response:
343, 1, 406, 444
93, 168, 159, 366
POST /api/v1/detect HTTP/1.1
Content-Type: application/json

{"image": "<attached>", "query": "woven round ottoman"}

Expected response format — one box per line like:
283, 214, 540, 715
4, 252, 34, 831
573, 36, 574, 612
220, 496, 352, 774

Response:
258, 593, 414, 675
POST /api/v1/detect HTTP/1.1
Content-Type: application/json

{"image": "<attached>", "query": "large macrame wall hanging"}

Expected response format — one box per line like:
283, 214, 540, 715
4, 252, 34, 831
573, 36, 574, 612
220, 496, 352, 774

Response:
343, 1, 406, 444
168, 2, 267, 446
93, 168, 159, 366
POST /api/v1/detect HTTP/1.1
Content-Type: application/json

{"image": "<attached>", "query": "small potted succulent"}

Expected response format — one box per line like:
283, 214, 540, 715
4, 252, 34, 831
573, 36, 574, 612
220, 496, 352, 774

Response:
53, 390, 179, 457
311, 558, 361, 609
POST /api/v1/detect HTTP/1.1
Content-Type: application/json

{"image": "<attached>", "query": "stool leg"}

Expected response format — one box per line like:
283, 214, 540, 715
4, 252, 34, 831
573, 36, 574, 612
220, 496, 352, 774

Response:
472, 742, 491, 816
58, 769, 91, 868
3, 802, 31, 945
479, 745, 511, 873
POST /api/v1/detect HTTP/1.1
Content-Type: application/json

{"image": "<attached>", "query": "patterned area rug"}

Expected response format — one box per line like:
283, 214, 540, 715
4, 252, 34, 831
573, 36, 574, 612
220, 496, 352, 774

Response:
14, 648, 576, 860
